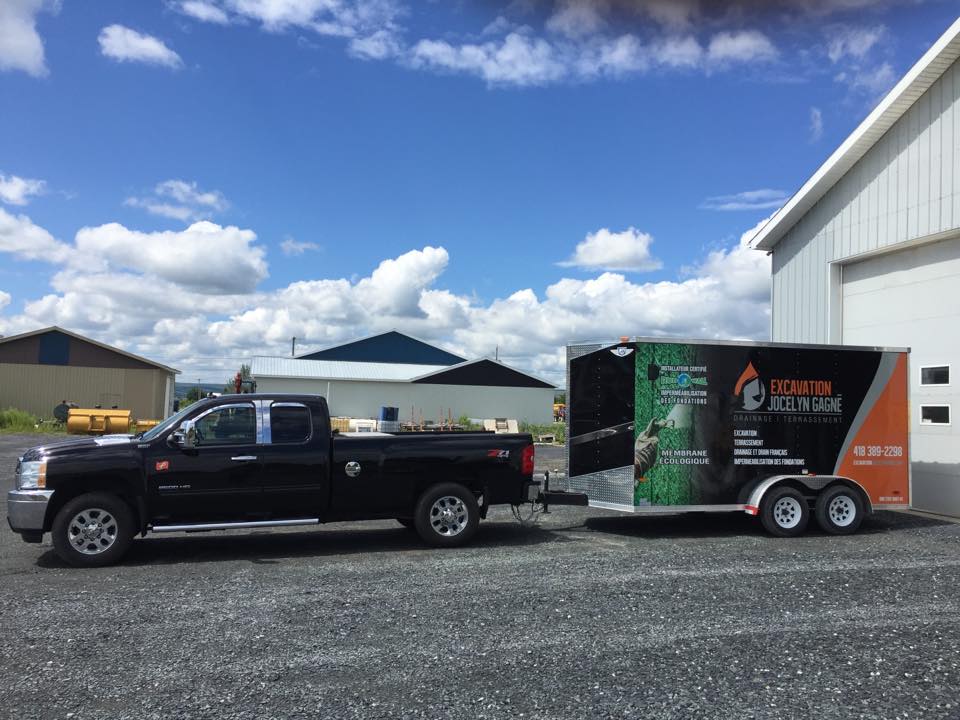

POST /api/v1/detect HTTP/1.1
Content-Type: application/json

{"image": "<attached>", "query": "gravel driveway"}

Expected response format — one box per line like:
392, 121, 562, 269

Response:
1, 433, 958, 719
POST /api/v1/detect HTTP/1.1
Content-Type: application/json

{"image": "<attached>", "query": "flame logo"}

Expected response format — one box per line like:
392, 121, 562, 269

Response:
734, 362, 766, 411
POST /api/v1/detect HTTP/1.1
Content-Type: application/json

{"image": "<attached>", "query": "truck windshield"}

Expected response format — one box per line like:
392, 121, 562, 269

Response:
140, 405, 196, 442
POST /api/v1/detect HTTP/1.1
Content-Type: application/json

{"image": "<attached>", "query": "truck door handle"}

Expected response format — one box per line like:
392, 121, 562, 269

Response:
231, 456, 258, 462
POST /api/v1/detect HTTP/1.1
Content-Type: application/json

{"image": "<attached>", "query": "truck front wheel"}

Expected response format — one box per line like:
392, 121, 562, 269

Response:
760, 486, 809, 538
815, 485, 864, 534
414, 483, 479, 548
52, 492, 134, 568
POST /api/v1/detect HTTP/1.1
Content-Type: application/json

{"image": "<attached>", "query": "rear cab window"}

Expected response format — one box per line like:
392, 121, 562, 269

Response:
269, 403, 312, 444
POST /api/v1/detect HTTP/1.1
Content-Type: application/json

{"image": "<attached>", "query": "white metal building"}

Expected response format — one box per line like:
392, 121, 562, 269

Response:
251, 332, 555, 424
753, 17, 960, 517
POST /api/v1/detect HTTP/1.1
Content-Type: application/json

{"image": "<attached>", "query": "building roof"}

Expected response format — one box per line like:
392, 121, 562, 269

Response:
252, 356, 447, 382
753, 16, 960, 251
251, 355, 555, 388
0, 326, 180, 374
297, 330, 466, 365
411, 358, 555, 389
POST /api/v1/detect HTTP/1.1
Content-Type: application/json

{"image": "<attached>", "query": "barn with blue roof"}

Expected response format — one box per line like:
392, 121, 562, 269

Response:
251, 330, 554, 424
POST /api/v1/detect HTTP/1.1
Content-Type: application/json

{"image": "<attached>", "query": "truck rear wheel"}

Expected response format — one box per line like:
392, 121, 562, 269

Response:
760, 486, 809, 538
815, 485, 864, 535
52, 492, 134, 568
414, 483, 479, 548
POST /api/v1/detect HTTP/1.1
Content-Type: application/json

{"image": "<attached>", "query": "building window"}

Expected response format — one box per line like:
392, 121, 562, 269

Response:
38, 332, 70, 365
920, 365, 950, 386
920, 405, 951, 426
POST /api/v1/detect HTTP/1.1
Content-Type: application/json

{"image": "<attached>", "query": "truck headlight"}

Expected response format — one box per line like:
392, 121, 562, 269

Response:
17, 460, 47, 489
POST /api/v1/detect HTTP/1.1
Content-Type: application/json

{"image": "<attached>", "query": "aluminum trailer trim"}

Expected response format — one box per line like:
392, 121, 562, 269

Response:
568, 336, 910, 355
590, 500, 749, 514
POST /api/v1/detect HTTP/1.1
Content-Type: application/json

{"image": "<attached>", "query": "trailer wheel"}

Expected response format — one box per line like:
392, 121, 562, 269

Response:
760, 486, 809, 537
51, 492, 134, 567
414, 483, 479, 548
815, 485, 864, 535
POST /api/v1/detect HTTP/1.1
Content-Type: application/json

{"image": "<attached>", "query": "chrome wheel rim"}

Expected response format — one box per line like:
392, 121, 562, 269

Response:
773, 497, 802, 529
828, 495, 856, 527
429, 496, 468, 537
68, 508, 118, 555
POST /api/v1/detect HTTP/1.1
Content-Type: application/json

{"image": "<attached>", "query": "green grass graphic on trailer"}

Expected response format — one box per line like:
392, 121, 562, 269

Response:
633, 343, 700, 506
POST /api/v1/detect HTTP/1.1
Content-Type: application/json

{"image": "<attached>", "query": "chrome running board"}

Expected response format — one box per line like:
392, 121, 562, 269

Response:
150, 518, 320, 533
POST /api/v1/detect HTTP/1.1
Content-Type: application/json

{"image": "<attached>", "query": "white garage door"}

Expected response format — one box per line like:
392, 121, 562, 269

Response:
842, 236, 960, 516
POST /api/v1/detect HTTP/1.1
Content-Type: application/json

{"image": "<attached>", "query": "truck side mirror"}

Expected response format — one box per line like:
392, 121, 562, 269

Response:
171, 420, 198, 449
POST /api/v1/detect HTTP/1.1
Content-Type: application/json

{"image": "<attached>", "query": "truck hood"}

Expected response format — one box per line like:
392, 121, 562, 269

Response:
20, 434, 136, 462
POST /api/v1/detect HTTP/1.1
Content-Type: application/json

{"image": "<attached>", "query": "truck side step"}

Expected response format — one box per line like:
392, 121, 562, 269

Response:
150, 518, 320, 533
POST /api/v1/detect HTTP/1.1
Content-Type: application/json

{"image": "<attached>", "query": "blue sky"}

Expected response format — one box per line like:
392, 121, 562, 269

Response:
1, 0, 957, 381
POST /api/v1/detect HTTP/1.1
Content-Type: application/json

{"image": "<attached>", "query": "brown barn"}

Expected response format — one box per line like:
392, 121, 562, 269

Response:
0, 326, 179, 421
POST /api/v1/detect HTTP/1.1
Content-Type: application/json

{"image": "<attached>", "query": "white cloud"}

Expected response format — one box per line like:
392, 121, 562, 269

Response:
409, 24, 776, 86
0, 290, 10, 312
0, 0, 50, 77
280, 238, 320, 256
809, 106, 823, 142
0, 173, 46, 205
349, 29, 403, 60
410, 32, 567, 87
73, 221, 266, 294
559, 227, 662, 272
178, 0, 404, 37
707, 30, 778, 65
546, 0, 607, 39
700, 189, 788, 211
0, 207, 71, 263
847, 61, 896, 95
178, 0, 231, 24
98, 25, 183, 68
125, 179, 228, 221
827, 25, 885, 62
0, 208, 771, 382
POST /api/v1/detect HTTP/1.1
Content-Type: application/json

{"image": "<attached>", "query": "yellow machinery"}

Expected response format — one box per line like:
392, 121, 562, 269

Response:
66, 408, 133, 435
134, 419, 160, 433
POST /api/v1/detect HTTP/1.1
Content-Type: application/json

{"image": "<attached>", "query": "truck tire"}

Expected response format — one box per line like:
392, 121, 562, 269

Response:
52, 492, 134, 568
760, 486, 809, 538
414, 483, 479, 548
815, 485, 864, 535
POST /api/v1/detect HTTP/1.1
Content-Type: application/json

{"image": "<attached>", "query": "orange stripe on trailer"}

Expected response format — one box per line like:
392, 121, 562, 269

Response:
835, 353, 910, 508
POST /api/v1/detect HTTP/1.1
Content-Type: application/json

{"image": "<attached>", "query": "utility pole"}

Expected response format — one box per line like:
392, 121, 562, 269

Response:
291, 337, 297, 357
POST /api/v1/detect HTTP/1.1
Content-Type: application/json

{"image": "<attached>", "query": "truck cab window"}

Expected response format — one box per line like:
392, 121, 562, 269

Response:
270, 404, 311, 444
195, 405, 257, 445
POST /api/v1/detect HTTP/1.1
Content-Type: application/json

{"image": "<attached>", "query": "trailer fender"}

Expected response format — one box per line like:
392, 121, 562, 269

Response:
744, 475, 872, 516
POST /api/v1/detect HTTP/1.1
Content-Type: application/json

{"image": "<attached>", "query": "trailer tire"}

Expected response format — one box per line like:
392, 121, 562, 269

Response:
760, 486, 809, 538
414, 483, 479, 548
815, 485, 864, 535
51, 492, 134, 567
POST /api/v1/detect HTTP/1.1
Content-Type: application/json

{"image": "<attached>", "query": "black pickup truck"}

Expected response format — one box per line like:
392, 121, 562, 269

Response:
7, 394, 580, 567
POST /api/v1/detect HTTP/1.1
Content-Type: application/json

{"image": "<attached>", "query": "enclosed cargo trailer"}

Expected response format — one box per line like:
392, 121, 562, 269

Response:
566, 338, 910, 535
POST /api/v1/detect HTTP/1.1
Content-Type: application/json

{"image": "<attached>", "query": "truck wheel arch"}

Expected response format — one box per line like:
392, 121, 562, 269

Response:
746, 475, 872, 516
43, 478, 141, 533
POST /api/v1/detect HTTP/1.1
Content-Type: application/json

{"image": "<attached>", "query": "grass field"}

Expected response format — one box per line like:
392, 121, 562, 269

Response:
0, 408, 66, 435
